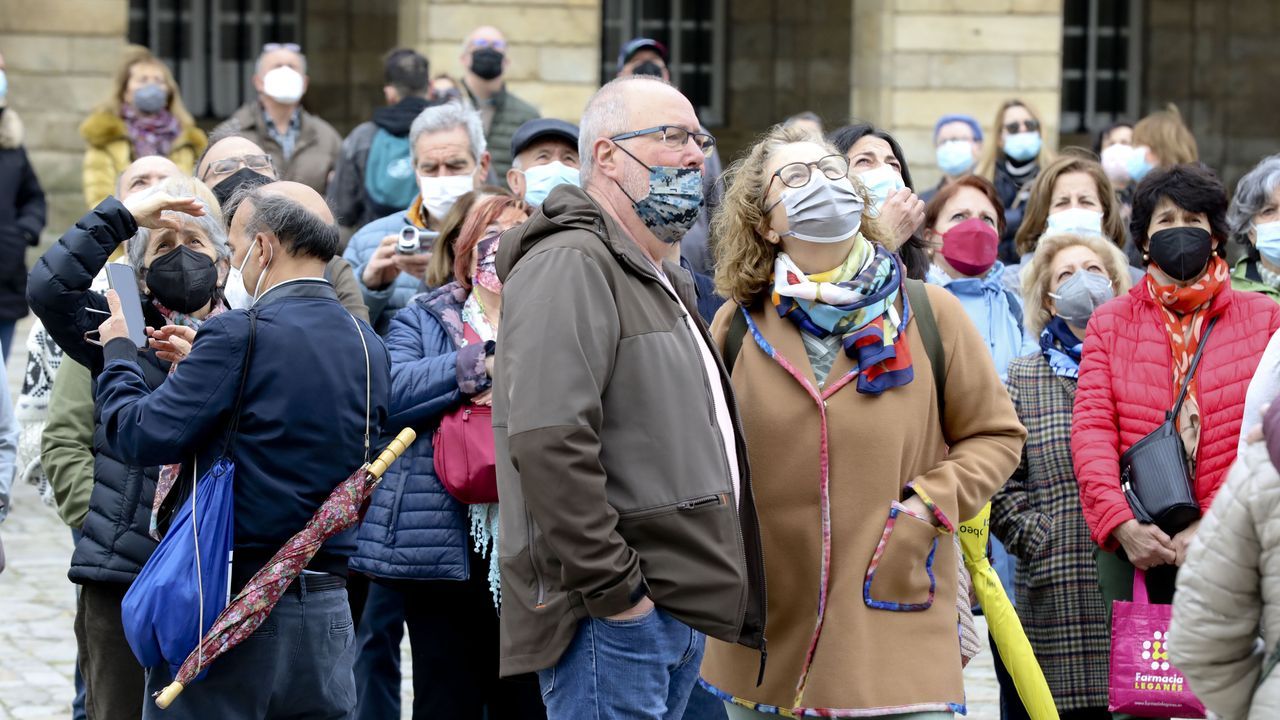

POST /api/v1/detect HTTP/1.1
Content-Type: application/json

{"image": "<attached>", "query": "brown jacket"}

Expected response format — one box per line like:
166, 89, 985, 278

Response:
699, 285, 1025, 715
213, 102, 342, 196
492, 184, 766, 676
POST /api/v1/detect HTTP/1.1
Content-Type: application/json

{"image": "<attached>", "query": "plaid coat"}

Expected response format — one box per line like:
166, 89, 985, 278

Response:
991, 351, 1110, 712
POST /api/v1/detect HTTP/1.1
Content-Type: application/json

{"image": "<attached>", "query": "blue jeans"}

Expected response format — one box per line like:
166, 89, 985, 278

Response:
142, 583, 355, 719
539, 607, 705, 720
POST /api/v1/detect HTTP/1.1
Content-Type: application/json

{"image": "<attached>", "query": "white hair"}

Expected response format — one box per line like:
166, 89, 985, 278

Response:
579, 77, 672, 186
255, 49, 308, 76
409, 101, 487, 165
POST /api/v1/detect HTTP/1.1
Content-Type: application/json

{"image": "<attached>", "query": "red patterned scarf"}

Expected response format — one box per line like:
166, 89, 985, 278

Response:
1145, 255, 1229, 429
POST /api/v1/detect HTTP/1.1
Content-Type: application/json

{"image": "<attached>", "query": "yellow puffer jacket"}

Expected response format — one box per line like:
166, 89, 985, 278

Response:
78, 109, 207, 208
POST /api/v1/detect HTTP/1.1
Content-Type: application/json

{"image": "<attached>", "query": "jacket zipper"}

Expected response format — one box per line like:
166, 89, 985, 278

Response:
681, 313, 769, 679
526, 508, 546, 609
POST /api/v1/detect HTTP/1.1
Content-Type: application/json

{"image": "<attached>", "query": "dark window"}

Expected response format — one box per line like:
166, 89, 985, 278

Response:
1060, 0, 1141, 135
600, 0, 727, 127
128, 0, 304, 120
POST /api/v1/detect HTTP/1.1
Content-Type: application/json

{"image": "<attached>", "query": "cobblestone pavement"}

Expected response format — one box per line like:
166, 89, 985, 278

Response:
0, 316, 1000, 719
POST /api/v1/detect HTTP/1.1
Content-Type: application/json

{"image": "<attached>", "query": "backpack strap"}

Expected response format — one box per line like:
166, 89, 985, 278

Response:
904, 278, 946, 419
723, 305, 749, 376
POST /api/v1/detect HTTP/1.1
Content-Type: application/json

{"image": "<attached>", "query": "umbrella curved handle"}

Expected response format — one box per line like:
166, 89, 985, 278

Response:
368, 428, 417, 479
155, 681, 184, 709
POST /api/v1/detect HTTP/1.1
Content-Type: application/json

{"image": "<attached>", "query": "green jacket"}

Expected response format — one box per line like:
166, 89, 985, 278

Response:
1232, 258, 1280, 301
466, 84, 540, 181
41, 358, 94, 529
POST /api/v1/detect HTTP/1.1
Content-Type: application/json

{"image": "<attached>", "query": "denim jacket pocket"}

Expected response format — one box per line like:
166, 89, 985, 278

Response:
864, 501, 940, 611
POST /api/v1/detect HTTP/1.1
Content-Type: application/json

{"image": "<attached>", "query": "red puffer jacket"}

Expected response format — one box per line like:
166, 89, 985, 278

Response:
1072, 281, 1280, 550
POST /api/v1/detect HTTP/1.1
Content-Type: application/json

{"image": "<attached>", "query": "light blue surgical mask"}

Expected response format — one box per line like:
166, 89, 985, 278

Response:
857, 164, 905, 216
1044, 208, 1104, 238
521, 161, 580, 206
1003, 131, 1042, 162
1256, 220, 1280, 266
0, 70, 8, 103
1126, 146, 1155, 183
935, 140, 976, 177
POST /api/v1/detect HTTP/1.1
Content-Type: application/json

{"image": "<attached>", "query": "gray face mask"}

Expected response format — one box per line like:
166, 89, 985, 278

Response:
772, 175, 864, 244
133, 83, 168, 114
1049, 269, 1114, 326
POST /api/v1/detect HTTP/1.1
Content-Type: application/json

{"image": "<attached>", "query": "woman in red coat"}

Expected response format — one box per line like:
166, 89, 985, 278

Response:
1072, 163, 1280, 610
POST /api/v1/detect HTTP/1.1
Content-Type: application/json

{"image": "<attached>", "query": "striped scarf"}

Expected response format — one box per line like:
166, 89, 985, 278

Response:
771, 238, 914, 394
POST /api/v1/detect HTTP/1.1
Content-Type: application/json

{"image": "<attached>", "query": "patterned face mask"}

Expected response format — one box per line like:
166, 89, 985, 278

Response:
473, 228, 503, 293
613, 143, 704, 244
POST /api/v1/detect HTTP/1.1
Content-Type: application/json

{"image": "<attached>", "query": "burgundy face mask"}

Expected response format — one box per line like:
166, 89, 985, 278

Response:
940, 217, 1000, 277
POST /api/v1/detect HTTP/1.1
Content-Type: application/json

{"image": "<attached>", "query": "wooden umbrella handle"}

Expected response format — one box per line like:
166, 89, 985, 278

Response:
368, 428, 417, 479
155, 681, 184, 709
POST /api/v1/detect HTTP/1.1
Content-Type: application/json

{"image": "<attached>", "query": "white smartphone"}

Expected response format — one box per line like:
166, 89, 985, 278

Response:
105, 264, 148, 349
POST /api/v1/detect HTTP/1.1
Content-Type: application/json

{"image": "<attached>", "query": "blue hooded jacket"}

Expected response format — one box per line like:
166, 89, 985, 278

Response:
927, 261, 1036, 382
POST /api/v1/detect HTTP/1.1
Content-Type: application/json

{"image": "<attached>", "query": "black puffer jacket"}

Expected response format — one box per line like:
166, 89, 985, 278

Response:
27, 199, 168, 585
0, 107, 47, 320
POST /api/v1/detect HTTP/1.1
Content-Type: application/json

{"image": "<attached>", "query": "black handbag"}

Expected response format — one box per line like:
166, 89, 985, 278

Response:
1119, 317, 1217, 537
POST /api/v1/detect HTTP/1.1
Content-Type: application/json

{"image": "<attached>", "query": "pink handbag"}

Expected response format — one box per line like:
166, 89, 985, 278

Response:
433, 402, 498, 505
1108, 569, 1206, 718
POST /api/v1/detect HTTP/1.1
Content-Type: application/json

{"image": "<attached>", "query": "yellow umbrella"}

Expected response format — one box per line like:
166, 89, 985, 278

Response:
959, 503, 1060, 720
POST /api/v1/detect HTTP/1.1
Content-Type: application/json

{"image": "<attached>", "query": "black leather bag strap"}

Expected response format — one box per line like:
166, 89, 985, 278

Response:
723, 305, 749, 376
1168, 316, 1218, 422
221, 309, 257, 456
904, 278, 946, 419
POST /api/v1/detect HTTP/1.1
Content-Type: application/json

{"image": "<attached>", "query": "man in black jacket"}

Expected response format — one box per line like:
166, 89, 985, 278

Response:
328, 48, 434, 236
0, 50, 47, 360
93, 181, 390, 719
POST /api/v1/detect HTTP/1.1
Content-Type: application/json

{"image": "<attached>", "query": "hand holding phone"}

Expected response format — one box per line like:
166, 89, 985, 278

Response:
99, 265, 148, 349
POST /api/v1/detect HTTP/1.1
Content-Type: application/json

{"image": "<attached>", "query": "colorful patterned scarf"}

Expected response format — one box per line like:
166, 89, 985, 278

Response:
1039, 315, 1083, 379
150, 299, 228, 540
771, 238, 914, 394
1146, 256, 1228, 407
121, 103, 181, 159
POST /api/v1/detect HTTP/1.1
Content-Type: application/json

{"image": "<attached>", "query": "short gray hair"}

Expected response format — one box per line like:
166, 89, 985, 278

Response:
409, 101, 487, 165
578, 76, 669, 185
129, 178, 230, 280
1229, 153, 1280, 247
255, 48, 308, 76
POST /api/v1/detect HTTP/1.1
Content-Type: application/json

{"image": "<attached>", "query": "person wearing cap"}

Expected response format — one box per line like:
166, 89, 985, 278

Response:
329, 48, 435, 235
459, 26, 540, 181
507, 118, 580, 206
921, 114, 984, 204
344, 102, 492, 335
615, 39, 725, 277
212, 43, 342, 196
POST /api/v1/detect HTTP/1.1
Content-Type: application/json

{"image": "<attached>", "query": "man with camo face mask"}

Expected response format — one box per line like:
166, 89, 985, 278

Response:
491, 76, 766, 720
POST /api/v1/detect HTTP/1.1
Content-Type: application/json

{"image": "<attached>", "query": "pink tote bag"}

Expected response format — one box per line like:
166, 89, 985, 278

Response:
1108, 569, 1206, 718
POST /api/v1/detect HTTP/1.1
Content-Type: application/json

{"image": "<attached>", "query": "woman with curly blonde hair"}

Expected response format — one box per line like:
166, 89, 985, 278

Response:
992, 232, 1130, 719
700, 124, 1025, 718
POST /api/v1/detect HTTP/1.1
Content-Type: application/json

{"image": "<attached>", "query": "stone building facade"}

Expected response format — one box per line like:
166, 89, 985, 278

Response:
1, 0, 1277, 245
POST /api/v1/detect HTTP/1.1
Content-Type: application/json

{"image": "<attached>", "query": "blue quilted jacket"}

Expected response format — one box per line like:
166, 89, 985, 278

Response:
351, 283, 491, 581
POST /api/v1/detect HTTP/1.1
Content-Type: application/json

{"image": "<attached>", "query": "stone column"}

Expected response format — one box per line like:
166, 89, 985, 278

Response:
0, 0, 129, 239
852, 0, 1064, 189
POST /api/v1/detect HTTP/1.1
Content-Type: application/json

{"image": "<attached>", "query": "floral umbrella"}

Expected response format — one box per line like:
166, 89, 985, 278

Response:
153, 428, 418, 709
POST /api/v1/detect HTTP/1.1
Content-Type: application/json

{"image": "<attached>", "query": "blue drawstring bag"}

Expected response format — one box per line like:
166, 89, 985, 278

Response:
122, 458, 236, 677
122, 312, 256, 677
